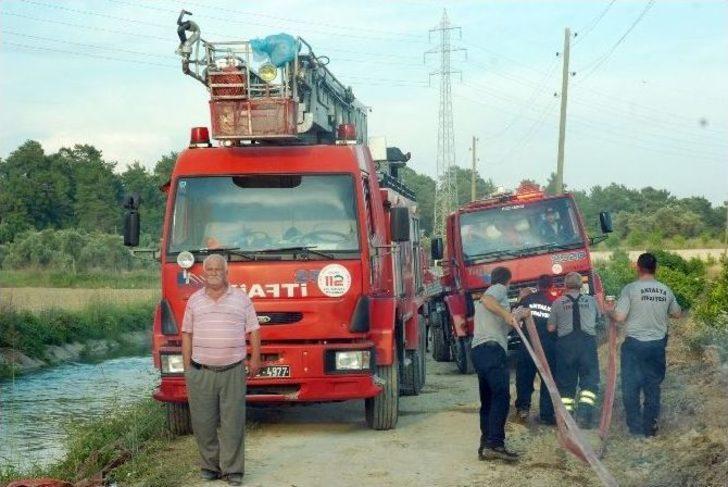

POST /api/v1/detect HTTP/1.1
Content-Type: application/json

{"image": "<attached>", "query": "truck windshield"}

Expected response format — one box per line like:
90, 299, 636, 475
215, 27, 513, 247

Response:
460, 197, 584, 263
168, 175, 360, 255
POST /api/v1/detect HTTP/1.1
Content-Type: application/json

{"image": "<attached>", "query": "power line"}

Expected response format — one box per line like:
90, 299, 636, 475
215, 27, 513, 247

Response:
573, 0, 617, 46
124, 0, 425, 40
1, 11, 170, 42
577, 0, 656, 82
2, 41, 176, 68
1, 31, 176, 59
102, 0, 427, 44
4, 5, 428, 68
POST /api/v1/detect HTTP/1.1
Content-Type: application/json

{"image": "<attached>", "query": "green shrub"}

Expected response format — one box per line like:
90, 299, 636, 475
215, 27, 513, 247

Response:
596, 249, 635, 296
656, 266, 704, 309
694, 258, 728, 327
596, 249, 707, 308
1, 229, 157, 272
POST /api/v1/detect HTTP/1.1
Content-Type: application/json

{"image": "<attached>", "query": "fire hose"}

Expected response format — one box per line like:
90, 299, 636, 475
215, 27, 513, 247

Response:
513, 308, 619, 487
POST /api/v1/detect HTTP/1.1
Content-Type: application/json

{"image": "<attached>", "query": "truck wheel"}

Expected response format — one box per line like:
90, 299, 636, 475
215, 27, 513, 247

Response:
431, 311, 452, 362
454, 336, 475, 375
400, 348, 421, 396
166, 402, 192, 435
416, 315, 427, 391
365, 353, 399, 430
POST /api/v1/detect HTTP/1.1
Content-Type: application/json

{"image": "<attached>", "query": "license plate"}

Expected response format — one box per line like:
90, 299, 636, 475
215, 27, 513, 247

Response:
246, 365, 291, 378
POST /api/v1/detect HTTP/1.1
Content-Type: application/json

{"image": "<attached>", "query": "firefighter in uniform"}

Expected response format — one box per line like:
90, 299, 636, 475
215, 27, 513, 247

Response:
548, 272, 601, 428
607, 253, 681, 437
514, 274, 556, 425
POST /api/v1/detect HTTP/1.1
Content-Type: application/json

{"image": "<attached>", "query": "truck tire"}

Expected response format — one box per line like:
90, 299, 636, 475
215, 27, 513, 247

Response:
166, 402, 192, 435
416, 315, 427, 391
365, 353, 399, 430
454, 336, 475, 375
400, 348, 421, 396
400, 315, 427, 396
431, 311, 452, 362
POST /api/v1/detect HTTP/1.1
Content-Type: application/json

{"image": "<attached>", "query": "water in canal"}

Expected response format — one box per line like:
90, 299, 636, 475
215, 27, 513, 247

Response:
0, 355, 157, 471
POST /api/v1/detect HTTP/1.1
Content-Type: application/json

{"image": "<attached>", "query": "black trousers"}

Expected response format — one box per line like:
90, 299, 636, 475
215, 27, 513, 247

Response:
471, 342, 510, 448
621, 336, 667, 434
555, 332, 599, 405
515, 331, 556, 421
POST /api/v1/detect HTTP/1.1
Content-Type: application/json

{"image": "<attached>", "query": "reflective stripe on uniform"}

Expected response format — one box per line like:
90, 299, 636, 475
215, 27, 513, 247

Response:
562, 397, 575, 411
579, 397, 596, 406
580, 390, 597, 400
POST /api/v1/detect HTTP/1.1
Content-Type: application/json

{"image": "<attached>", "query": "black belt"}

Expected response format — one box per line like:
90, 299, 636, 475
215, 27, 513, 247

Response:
190, 360, 242, 372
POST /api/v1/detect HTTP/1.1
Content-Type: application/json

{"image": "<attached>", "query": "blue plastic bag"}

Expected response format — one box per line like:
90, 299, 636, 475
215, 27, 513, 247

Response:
250, 33, 300, 67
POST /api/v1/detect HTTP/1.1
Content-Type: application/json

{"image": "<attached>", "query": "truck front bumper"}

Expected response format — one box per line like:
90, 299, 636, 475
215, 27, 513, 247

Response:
153, 341, 382, 404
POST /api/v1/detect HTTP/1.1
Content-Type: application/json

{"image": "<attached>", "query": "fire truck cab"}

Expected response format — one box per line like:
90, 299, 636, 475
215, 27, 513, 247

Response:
122, 17, 429, 432
427, 183, 613, 373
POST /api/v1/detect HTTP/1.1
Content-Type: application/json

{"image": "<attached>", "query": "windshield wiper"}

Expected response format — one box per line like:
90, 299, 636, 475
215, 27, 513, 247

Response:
184, 247, 258, 261
252, 246, 336, 260
466, 249, 522, 262
519, 242, 583, 255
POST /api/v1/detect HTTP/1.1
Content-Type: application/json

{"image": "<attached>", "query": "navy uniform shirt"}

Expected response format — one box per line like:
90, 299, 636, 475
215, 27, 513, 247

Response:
518, 290, 553, 337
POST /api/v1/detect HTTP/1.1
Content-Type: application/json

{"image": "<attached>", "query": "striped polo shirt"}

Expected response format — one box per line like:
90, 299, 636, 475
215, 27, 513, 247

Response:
181, 286, 260, 366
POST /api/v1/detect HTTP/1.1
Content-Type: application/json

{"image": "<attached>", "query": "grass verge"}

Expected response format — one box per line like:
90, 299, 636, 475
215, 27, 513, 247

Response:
0, 399, 193, 487
0, 300, 155, 377
0, 269, 159, 289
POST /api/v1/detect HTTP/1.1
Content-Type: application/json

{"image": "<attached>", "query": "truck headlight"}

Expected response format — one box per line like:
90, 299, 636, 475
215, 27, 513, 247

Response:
335, 350, 371, 371
161, 354, 185, 374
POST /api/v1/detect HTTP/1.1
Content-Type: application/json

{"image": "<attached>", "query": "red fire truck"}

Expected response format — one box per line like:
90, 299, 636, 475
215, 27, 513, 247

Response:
122, 15, 429, 432
427, 182, 613, 373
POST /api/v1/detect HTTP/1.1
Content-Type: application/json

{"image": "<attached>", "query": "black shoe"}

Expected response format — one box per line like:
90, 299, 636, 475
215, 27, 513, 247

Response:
200, 469, 221, 481
577, 409, 595, 429
479, 445, 519, 463
516, 408, 530, 423
539, 416, 556, 426
644, 421, 658, 437
227, 473, 243, 486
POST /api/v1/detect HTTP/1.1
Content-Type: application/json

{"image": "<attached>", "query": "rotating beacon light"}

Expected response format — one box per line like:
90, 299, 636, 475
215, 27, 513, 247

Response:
189, 126, 211, 148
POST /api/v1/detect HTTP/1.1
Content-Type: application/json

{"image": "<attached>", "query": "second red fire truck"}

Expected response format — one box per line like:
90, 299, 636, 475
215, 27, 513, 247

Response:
427, 182, 613, 373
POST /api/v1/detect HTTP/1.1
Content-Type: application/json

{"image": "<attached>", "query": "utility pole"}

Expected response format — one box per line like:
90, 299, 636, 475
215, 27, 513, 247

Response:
555, 27, 571, 195
470, 136, 479, 201
425, 10, 466, 237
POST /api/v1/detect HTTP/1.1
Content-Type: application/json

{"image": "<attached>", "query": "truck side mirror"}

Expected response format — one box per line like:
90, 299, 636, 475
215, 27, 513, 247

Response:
599, 211, 613, 234
390, 206, 410, 242
123, 194, 141, 247
431, 237, 444, 260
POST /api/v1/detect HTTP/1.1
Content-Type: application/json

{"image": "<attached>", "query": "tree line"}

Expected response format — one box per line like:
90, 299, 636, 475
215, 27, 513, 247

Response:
0, 140, 725, 255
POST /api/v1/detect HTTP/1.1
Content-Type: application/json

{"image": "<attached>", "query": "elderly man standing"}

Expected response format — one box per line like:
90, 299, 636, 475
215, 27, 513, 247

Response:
182, 254, 261, 486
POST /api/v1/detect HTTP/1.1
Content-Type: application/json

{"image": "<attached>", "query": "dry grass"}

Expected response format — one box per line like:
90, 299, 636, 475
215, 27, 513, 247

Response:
0, 287, 159, 312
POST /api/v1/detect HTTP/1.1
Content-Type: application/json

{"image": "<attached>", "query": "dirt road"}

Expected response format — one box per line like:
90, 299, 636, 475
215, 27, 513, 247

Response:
155, 329, 726, 487
174, 356, 596, 487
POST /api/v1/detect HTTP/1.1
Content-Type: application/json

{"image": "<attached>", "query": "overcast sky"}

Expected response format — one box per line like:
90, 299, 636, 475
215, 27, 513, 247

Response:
1, 0, 726, 204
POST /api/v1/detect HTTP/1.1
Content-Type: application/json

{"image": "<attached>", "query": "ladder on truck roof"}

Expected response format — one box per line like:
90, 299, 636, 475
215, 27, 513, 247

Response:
175, 11, 367, 144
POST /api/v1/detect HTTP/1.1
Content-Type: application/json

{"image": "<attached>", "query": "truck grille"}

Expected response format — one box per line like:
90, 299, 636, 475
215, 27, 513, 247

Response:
257, 312, 303, 325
